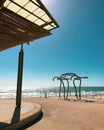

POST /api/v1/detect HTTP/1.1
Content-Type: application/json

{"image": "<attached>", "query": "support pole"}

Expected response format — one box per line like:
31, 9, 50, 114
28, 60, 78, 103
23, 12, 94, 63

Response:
16, 44, 24, 107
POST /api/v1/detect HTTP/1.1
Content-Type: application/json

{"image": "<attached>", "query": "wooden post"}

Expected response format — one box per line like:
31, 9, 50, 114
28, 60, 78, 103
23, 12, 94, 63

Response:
16, 44, 24, 107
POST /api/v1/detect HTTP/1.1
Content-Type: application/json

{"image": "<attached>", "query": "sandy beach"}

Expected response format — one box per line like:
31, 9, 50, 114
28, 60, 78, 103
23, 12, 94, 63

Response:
0, 0, 104, 130
16, 97, 104, 130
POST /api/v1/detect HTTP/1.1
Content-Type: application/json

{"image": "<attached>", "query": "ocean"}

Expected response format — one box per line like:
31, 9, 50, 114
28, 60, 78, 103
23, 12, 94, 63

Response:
0, 86, 104, 99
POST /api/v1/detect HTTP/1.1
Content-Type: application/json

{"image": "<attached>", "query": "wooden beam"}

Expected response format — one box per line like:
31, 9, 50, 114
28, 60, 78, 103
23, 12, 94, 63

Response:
0, 8, 51, 51
0, 0, 6, 6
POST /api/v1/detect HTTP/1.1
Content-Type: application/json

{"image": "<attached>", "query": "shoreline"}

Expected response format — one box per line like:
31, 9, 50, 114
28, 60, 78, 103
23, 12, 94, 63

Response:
0, 86, 104, 99
0, 94, 104, 101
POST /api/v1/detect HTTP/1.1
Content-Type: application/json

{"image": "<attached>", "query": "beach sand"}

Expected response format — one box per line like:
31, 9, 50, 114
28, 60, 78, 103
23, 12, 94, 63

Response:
19, 97, 104, 130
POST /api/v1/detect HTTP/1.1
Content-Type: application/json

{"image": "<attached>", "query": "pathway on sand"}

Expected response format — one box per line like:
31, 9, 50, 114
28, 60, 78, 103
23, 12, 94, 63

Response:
22, 97, 104, 130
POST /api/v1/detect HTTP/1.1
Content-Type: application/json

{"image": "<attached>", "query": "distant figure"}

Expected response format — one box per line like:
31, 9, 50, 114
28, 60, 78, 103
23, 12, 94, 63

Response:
45, 92, 47, 99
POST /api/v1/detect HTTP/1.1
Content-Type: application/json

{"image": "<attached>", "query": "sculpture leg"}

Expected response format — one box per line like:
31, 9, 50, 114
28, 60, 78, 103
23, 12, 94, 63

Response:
59, 81, 61, 98
61, 80, 66, 99
73, 79, 78, 99
79, 79, 82, 100
66, 80, 69, 99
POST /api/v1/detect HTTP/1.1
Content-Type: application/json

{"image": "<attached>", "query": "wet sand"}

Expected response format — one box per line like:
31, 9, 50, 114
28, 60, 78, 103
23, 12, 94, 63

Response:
21, 97, 104, 130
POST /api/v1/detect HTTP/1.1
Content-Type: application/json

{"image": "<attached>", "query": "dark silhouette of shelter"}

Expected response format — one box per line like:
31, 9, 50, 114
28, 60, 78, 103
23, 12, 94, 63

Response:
0, 0, 59, 107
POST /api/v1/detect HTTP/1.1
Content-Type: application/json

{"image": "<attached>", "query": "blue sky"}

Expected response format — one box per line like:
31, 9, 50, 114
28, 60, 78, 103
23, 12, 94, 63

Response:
0, 0, 104, 89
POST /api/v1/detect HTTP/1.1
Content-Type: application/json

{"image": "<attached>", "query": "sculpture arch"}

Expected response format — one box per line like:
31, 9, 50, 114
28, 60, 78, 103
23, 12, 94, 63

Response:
53, 73, 88, 100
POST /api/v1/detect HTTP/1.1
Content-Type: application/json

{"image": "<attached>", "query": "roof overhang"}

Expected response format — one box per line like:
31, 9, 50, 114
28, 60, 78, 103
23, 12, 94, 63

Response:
0, 0, 59, 51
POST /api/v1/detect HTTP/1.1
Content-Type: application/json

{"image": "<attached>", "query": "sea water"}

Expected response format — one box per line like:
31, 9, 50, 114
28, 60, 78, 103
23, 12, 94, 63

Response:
0, 86, 104, 98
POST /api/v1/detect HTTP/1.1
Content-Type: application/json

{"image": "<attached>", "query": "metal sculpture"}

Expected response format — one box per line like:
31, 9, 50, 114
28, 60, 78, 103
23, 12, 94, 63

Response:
62, 73, 88, 100
53, 73, 88, 100
72, 76, 88, 100
64, 78, 70, 99
61, 73, 78, 99
53, 76, 67, 99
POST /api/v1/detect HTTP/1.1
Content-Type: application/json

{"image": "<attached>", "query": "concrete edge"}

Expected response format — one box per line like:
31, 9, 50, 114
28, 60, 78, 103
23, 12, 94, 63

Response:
2, 103, 42, 130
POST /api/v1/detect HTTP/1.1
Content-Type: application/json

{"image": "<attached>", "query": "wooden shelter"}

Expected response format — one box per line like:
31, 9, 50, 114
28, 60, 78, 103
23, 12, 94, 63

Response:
0, 0, 59, 107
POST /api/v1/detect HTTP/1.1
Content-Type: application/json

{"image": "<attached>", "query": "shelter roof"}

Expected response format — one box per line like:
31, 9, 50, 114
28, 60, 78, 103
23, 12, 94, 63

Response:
0, 0, 59, 51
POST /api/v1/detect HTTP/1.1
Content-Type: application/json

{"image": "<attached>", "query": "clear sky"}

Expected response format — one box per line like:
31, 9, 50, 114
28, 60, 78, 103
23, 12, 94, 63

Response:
0, 0, 104, 89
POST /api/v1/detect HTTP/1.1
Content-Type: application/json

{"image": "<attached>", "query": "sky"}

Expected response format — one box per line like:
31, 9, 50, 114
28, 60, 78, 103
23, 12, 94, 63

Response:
0, 0, 104, 89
